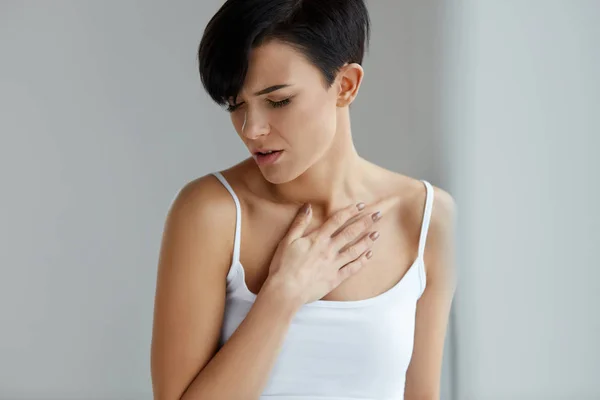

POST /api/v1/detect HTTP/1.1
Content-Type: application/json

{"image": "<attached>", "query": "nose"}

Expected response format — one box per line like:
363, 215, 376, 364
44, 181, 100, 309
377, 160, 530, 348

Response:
241, 108, 270, 140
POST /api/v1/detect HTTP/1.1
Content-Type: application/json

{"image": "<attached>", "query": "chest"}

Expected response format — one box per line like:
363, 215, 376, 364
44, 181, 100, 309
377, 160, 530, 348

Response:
238, 203, 420, 302
220, 280, 420, 398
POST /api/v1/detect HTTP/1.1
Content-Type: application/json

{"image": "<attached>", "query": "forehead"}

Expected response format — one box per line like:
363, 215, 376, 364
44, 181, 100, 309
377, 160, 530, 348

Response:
243, 40, 320, 90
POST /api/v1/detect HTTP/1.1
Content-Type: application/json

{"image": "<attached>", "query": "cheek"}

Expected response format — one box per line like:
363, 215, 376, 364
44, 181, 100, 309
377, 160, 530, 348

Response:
306, 95, 338, 144
283, 95, 337, 145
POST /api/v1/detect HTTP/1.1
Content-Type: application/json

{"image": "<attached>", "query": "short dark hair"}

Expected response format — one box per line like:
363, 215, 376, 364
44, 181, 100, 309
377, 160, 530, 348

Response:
198, 0, 371, 107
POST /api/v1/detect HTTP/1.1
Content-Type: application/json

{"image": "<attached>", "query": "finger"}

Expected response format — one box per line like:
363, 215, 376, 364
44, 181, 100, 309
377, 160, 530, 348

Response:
284, 203, 313, 242
330, 211, 381, 252
335, 249, 373, 285
317, 202, 367, 239
337, 230, 380, 266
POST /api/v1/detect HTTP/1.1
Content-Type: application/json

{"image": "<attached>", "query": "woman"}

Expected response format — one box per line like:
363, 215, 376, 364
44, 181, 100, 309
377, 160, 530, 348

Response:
151, 0, 456, 399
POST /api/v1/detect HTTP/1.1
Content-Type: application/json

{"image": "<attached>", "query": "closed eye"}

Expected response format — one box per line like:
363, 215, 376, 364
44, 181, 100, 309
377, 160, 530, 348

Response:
226, 103, 241, 113
268, 98, 291, 108
226, 98, 291, 113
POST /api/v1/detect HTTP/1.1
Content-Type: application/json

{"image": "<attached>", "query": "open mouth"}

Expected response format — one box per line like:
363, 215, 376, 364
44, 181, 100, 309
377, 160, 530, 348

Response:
253, 150, 284, 165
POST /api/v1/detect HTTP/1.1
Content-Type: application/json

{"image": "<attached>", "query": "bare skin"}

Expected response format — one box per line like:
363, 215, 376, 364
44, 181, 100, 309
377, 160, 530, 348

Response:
220, 158, 429, 303
151, 39, 456, 400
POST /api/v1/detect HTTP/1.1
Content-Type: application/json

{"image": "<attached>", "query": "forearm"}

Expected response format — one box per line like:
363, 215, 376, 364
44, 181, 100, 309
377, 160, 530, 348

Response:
180, 281, 301, 400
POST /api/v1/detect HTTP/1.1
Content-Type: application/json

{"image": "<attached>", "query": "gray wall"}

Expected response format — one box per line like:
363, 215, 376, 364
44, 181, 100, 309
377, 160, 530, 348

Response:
0, 1, 450, 399
444, 1, 600, 399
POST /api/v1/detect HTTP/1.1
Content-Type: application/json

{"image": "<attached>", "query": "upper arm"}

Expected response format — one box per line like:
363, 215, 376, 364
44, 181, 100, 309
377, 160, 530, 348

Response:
151, 175, 236, 400
404, 186, 457, 399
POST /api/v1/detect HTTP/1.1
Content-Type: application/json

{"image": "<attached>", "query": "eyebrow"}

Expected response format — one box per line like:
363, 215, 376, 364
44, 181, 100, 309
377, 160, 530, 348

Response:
253, 84, 292, 96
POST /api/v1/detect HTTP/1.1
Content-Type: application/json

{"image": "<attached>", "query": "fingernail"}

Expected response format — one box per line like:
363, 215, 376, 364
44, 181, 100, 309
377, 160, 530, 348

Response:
372, 211, 382, 221
366, 250, 373, 259
356, 202, 365, 211
370, 231, 380, 240
301, 203, 311, 214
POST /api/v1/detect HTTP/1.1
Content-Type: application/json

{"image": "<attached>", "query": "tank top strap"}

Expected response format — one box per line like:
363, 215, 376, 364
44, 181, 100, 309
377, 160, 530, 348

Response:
212, 172, 242, 267
416, 180, 434, 296
417, 180, 435, 258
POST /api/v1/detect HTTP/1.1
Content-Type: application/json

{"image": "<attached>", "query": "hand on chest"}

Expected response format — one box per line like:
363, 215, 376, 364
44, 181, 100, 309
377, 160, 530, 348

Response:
240, 201, 420, 302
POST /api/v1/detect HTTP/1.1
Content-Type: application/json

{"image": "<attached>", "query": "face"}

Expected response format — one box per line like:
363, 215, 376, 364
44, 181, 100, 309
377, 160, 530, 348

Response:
227, 40, 342, 184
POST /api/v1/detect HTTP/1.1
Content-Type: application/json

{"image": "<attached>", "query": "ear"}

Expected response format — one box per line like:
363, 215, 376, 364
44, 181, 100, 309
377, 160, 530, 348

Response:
336, 63, 364, 107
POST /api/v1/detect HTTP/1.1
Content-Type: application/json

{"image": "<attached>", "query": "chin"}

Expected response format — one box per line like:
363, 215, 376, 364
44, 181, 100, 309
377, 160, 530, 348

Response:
258, 163, 305, 185
259, 168, 295, 185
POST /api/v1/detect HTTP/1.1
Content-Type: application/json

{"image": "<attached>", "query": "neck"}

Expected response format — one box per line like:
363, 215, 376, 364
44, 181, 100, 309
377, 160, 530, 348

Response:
268, 115, 369, 216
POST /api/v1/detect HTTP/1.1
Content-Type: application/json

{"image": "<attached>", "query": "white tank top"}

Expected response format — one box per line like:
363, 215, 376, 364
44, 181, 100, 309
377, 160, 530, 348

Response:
212, 172, 434, 400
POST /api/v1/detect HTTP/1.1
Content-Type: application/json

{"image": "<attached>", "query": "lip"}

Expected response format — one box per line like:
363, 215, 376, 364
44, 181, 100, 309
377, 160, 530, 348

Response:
253, 150, 284, 166
252, 148, 283, 155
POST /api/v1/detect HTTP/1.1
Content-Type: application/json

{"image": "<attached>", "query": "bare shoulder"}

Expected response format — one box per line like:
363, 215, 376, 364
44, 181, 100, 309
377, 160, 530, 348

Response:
384, 170, 455, 233
398, 176, 456, 396
151, 172, 238, 399
424, 183, 456, 289
159, 171, 239, 283
394, 174, 456, 288
167, 173, 236, 227
379, 168, 456, 283
159, 172, 239, 276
